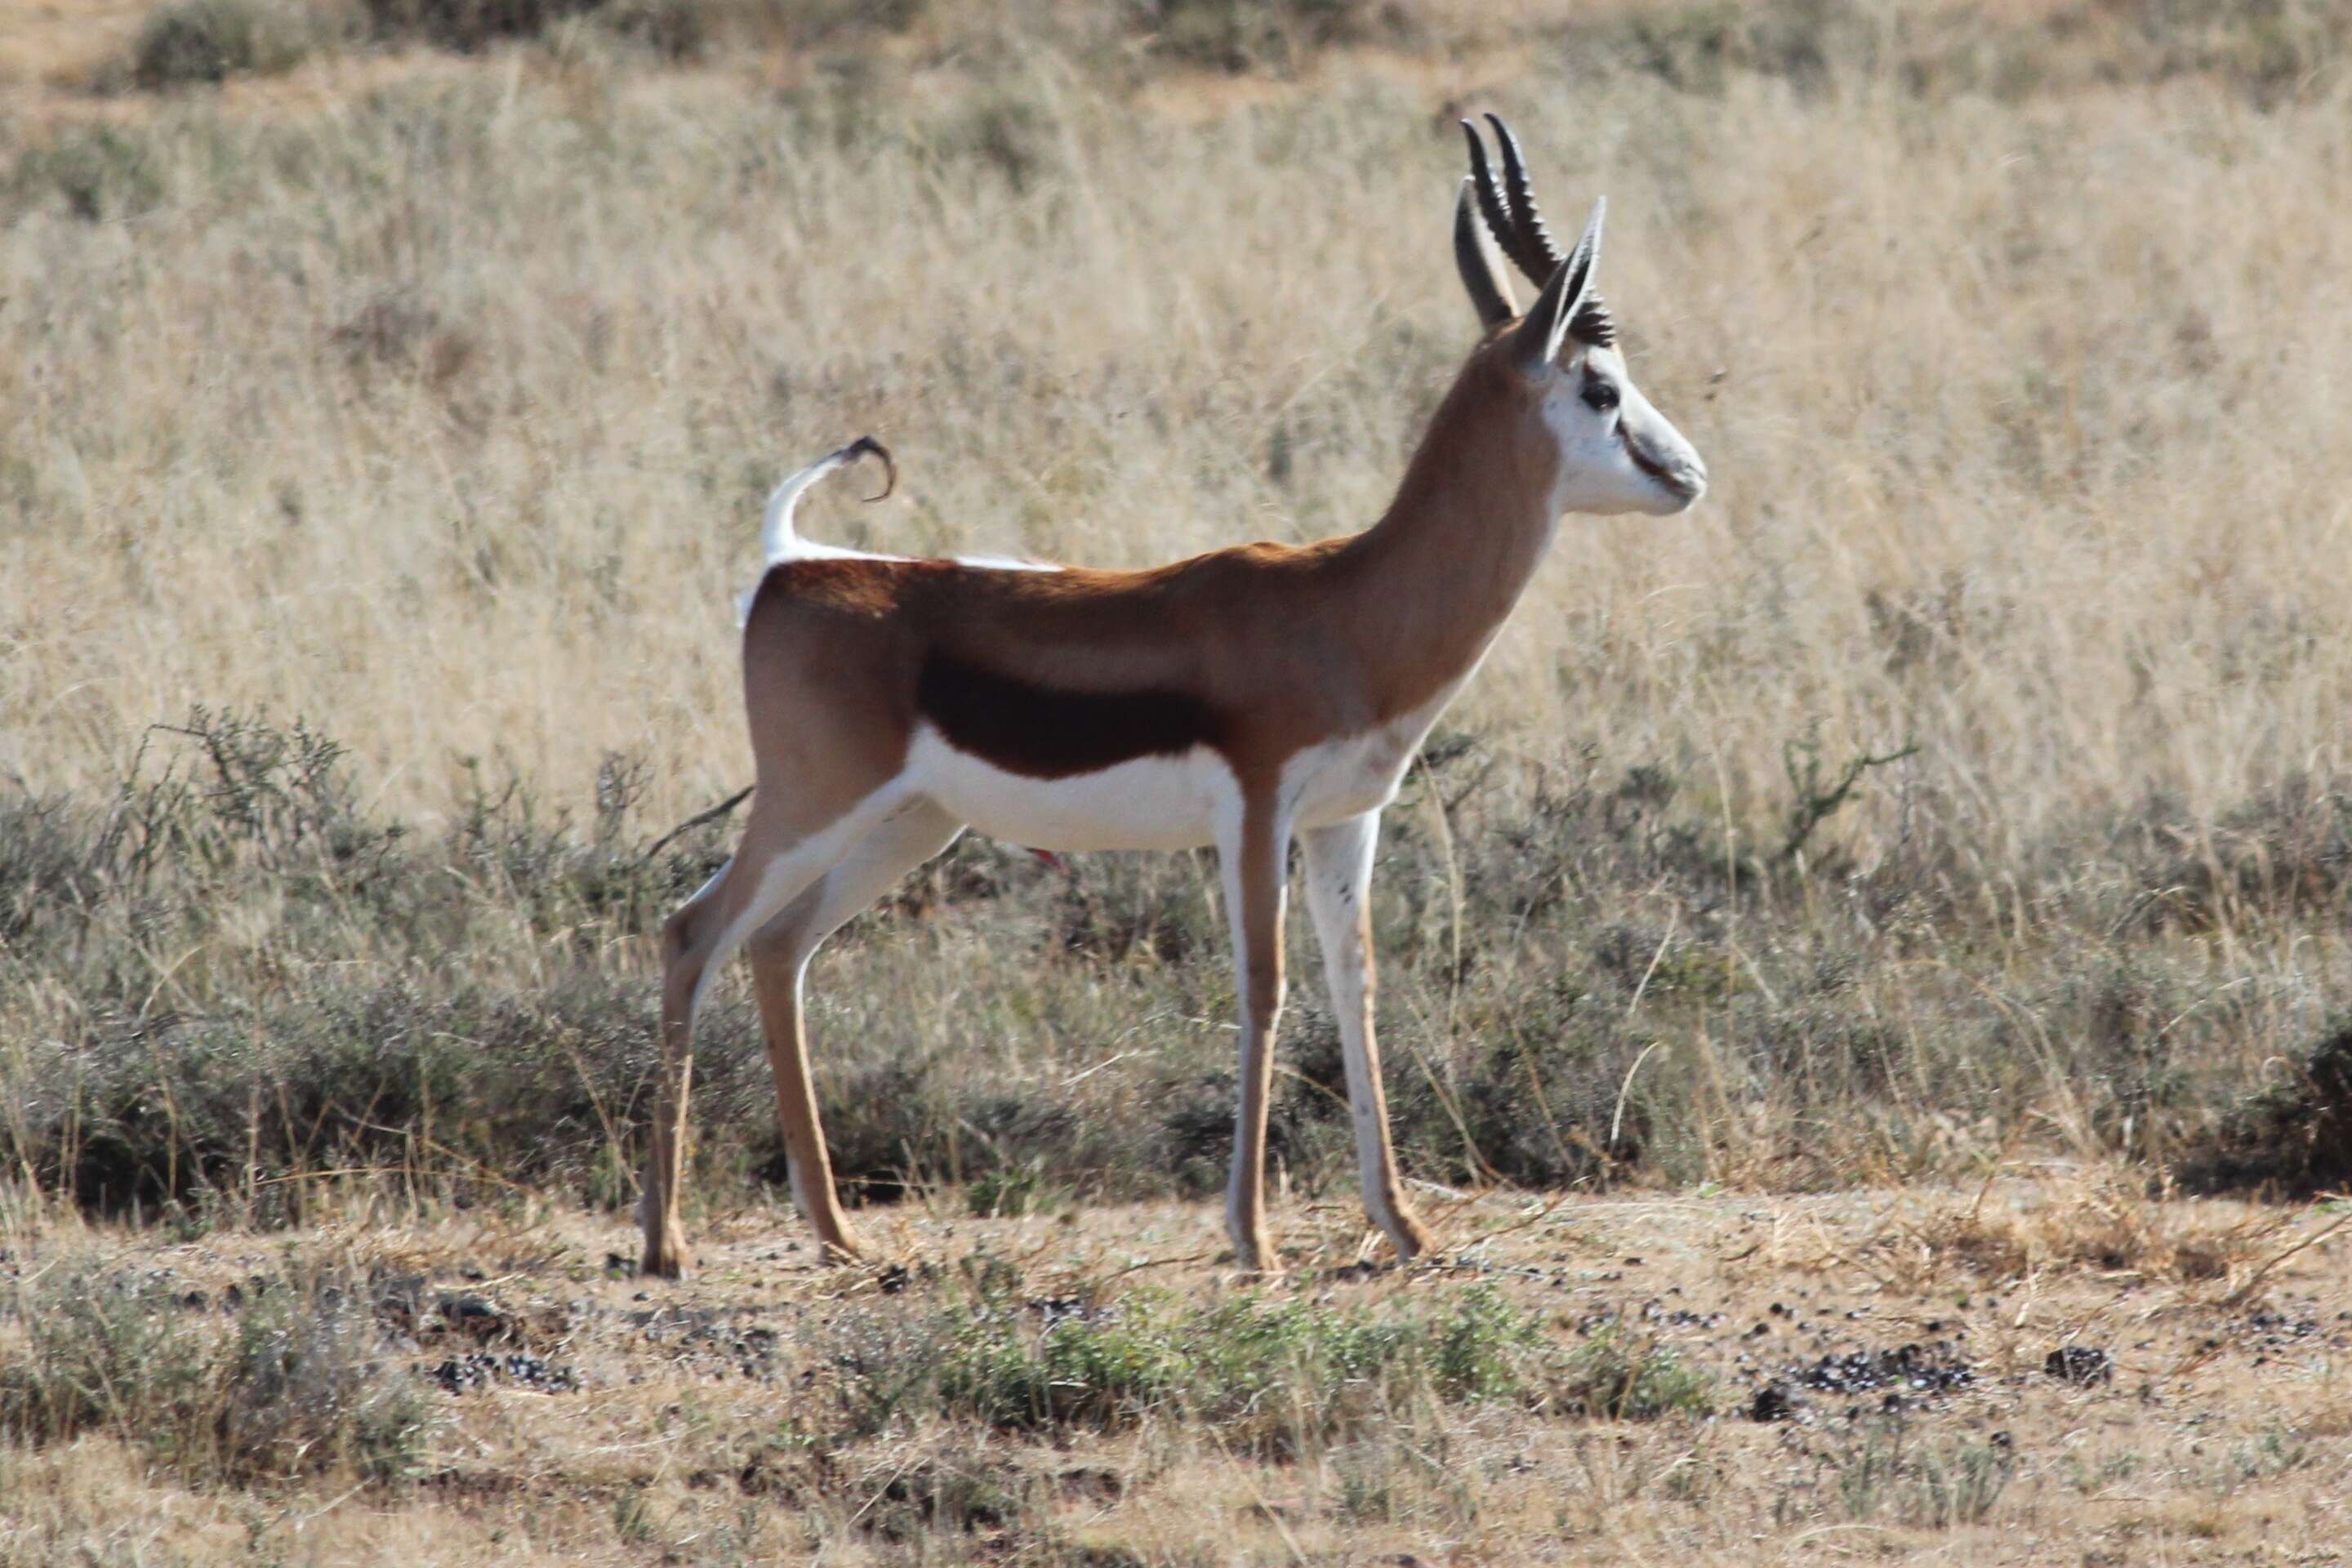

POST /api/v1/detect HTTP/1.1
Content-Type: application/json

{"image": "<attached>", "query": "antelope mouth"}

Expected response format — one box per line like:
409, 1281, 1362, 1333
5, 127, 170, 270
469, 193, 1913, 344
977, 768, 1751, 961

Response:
1625, 433, 1704, 503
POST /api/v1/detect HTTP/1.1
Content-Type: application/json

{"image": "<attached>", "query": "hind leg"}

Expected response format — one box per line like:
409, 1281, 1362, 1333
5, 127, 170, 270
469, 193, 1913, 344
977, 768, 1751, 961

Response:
743, 798, 964, 1262
643, 789, 902, 1279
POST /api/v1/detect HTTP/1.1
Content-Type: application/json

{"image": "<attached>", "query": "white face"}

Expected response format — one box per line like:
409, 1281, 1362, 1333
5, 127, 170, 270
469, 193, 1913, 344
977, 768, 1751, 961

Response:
1538, 345, 1708, 517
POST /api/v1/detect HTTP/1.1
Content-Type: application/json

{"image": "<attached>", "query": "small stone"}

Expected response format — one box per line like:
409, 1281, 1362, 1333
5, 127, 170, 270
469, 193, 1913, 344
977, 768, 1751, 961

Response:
2044, 1345, 2113, 1384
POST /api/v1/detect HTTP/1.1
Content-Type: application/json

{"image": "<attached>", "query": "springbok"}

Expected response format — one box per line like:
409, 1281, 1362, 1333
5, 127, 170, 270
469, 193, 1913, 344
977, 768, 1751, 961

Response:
640, 116, 1707, 1277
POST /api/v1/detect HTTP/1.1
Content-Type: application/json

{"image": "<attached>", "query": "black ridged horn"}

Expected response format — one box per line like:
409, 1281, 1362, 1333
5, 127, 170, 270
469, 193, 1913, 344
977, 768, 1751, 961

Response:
1453, 180, 1514, 327
1508, 197, 1606, 367
1460, 120, 1524, 281
1486, 114, 1566, 283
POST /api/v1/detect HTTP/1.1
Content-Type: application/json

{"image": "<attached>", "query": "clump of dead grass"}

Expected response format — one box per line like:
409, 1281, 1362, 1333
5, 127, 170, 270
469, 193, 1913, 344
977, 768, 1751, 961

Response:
1849, 1169, 2289, 1292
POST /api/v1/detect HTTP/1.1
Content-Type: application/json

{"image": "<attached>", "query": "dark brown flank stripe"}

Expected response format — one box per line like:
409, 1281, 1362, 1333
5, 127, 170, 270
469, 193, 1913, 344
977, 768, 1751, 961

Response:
915, 650, 1226, 780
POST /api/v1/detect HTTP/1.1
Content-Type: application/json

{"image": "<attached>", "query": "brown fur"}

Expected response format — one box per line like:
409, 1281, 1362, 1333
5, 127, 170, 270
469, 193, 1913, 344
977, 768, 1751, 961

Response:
643, 333, 1566, 1279
733, 349, 1553, 787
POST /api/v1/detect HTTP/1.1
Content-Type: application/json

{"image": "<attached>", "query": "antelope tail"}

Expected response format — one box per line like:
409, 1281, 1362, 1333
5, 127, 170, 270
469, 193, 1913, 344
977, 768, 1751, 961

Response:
757, 434, 896, 565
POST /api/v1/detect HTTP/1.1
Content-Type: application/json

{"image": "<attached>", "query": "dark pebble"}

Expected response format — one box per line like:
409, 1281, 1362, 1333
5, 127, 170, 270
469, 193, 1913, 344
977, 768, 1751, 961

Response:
2044, 1345, 2113, 1384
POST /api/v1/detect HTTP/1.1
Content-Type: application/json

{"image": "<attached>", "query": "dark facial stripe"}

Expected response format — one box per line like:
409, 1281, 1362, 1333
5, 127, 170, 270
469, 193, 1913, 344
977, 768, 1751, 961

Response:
915, 651, 1223, 779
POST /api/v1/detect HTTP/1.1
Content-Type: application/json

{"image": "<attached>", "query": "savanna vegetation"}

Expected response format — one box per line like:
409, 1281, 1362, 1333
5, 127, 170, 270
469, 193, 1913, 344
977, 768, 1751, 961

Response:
3, 1, 2350, 1561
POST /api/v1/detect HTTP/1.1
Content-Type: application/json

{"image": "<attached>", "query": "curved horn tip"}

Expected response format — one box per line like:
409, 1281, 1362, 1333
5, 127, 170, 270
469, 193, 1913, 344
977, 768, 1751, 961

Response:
1459, 118, 1495, 177
1483, 111, 1521, 150
1460, 114, 1529, 280
1478, 110, 1561, 283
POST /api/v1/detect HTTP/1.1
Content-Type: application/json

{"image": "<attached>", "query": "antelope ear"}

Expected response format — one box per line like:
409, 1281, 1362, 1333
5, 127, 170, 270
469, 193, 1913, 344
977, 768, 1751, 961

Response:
1509, 197, 1604, 370
1453, 180, 1515, 328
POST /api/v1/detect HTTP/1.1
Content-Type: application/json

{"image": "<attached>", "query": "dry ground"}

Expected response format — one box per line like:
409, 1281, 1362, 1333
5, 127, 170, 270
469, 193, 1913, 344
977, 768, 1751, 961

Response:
4, 1179, 2348, 1565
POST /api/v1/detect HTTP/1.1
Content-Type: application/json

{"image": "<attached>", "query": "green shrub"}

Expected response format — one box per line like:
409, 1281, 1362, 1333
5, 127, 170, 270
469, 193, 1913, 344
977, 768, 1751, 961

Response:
1551, 1323, 1713, 1420
215, 1277, 438, 1482
596, 0, 706, 59
1826, 1424, 2017, 1528
0, 1267, 434, 1484
361, 0, 606, 51
0, 1272, 213, 1463
131, 0, 320, 89
1127, 0, 1414, 74
6, 125, 167, 221
2180, 1018, 2352, 1196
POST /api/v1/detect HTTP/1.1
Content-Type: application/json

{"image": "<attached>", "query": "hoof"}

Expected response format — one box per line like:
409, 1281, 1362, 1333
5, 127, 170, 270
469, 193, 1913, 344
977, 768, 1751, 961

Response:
815, 1229, 869, 1266
1387, 1209, 1438, 1263
1230, 1233, 1279, 1276
641, 1241, 693, 1281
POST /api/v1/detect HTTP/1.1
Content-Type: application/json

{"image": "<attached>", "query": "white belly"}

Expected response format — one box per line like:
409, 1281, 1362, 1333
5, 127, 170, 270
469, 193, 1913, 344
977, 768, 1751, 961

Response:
905, 726, 1232, 852
903, 679, 1463, 853
1287, 688, 1462, 830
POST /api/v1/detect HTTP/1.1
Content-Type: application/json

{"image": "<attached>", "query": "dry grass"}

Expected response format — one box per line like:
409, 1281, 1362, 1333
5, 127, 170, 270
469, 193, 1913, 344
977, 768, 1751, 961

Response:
4, 1183, 2349, 1564
8, 3, 2352, 838
8, 1, 2352, 1559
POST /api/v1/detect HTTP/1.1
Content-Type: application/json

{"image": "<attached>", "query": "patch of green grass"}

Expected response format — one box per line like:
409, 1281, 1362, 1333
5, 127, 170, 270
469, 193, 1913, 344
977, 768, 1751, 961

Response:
1551, 1322, 1713, 1420
1822, 1423, 2017, 1529
830, 1279, 1646, 1455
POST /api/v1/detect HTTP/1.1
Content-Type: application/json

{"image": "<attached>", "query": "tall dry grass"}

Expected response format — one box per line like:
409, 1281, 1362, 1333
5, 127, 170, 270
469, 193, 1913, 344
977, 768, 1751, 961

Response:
7, 7, 2351, 850
4, 0, 2352, 1219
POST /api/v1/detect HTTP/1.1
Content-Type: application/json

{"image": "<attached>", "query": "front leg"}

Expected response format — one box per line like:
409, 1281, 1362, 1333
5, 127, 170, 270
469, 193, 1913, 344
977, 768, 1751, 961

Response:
1300, 812, 1435, 1262
1218, 787, 1290, 1272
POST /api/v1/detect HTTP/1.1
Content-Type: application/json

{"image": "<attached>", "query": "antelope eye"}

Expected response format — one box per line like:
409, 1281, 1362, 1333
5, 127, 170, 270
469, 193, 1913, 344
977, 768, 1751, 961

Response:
1582, 379, 1619, 412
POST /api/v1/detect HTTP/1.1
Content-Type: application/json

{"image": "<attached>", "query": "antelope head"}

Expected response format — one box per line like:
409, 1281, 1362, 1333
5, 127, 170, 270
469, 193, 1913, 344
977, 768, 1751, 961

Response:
1454, 114, 1708, 517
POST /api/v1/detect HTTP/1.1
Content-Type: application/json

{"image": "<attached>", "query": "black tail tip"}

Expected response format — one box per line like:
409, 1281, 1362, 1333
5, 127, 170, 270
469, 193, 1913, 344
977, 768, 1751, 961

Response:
843, 434, 895, 502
